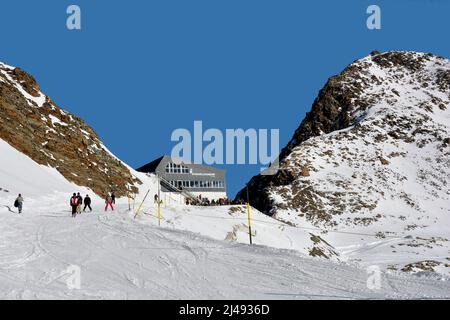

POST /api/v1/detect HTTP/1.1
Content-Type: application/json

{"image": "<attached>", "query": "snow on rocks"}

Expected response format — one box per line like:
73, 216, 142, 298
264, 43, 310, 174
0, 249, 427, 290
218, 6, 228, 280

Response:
237, 51, 450, 275
0, 62, 142, 197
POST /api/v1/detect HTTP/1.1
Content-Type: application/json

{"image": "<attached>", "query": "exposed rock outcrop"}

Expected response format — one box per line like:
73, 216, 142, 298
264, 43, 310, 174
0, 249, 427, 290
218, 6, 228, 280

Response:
236, 52, 450, 224
0, 62, 141, 197
235, 51, 450, 274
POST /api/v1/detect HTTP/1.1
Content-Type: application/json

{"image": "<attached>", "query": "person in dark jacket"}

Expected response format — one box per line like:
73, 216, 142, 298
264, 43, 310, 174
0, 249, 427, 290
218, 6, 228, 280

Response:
15, 194, 24, 214
70, 193, 78, 217
83, 195, 92, 212
111, 192, 116, 204
76, 192, 83, 214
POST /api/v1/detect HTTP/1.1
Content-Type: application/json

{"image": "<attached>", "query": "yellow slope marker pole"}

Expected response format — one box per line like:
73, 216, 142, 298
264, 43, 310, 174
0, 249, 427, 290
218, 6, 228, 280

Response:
134, 189, 150, 219
157, 174, 161, 226
127, 192, 131, 211
246, 184, 253, 245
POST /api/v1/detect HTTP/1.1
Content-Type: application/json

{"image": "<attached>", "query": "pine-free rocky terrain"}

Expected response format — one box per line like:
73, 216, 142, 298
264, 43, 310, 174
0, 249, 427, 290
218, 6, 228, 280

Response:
0, 63, 140, 197
237, 51, 450, 274
1, 52, 450, 299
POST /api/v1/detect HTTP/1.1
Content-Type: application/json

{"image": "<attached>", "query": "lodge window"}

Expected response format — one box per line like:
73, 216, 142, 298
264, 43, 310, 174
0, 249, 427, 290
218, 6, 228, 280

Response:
166, 180, 225, 189
165, 162, 191, 174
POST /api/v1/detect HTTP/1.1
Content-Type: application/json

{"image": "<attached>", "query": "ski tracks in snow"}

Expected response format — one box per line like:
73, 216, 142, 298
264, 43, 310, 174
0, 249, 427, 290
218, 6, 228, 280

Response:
1, 206, 450, 299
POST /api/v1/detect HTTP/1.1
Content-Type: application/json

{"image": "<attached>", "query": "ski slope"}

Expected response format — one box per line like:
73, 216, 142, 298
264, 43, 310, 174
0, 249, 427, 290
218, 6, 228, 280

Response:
2, 138, 450, 299
1, 204, 450, 299
0, 137, 337, 260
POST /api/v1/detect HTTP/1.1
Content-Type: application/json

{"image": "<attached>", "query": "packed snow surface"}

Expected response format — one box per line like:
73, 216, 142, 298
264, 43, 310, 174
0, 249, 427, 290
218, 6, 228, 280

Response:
1, 138, 450, 299
1, 206, 450, 299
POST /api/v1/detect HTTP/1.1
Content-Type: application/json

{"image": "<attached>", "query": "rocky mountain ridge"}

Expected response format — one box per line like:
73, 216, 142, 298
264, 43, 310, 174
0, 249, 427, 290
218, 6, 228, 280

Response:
0, 62, 140, 197
236, 51, 450, 273
237, 51, 449, 219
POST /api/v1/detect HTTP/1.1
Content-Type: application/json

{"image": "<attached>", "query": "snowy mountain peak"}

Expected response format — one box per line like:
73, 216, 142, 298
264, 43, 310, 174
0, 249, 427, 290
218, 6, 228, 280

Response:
281, 51, 449, 163
237, 51, 450, 273
0, 62, 141, 197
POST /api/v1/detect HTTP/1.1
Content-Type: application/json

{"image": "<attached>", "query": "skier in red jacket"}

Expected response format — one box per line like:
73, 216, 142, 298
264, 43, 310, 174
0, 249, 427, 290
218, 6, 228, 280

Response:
105, 193, 114, 211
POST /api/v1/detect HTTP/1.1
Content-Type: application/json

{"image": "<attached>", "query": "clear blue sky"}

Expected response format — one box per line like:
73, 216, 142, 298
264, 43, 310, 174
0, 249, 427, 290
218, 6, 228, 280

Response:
0, 0, 448, 197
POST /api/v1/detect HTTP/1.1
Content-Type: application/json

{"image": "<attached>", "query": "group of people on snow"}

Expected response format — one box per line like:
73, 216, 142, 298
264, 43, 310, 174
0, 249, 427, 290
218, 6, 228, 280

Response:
69, 192, 115, 217
70, 193, 92, 217
185, 194, 239, 206
12, 192, 116, 216
13, 189, 241, 216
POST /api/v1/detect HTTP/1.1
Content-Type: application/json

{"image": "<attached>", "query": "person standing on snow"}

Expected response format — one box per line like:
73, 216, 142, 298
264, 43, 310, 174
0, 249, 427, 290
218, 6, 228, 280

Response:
105, 193, 114, 211
111, 192, 116, 204
76, 192, 83, 214
70, 193, 78, 217
14, 194, 24, 214
83, 195, 92, 212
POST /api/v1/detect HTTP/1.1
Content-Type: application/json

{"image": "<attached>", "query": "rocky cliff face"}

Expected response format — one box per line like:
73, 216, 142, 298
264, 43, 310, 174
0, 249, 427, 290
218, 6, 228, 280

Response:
237, 51, 449, 220
0, 62, 140, 197
236, 51, 450, 272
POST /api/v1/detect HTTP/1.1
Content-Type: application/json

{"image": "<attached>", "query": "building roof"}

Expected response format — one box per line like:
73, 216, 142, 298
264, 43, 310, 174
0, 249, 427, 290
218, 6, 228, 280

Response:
136, 155, 225, 175
136, 156, 165, 173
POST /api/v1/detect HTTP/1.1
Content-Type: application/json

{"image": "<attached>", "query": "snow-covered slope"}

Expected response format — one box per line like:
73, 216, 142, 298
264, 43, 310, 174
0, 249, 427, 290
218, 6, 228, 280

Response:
0, 61, 141, 197
0, 136, 336, 260
0, 53, 340, 263
135, 203, 339, 259
1, 200, 450, 299
238, 51, 450, 274
2, 130, 449, 300
0, 136, 159, 213
0, 138, 87, 197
